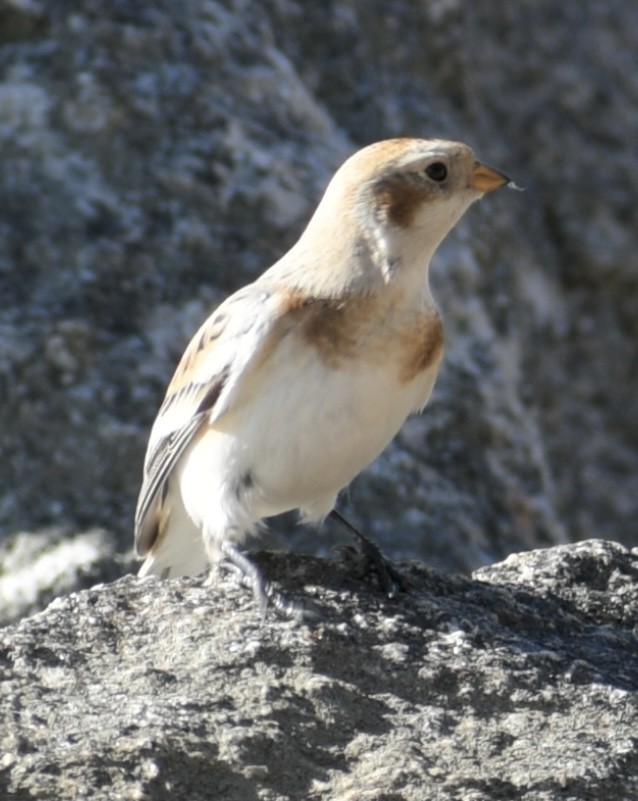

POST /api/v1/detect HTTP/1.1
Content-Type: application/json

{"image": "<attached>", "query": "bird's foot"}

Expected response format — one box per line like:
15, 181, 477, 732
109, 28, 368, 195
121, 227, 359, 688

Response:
330, 509, 407, 598
214, 541, 319, 624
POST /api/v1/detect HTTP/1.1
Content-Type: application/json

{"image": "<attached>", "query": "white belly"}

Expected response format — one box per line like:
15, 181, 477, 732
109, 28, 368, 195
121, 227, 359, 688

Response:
178, 330, 439, 537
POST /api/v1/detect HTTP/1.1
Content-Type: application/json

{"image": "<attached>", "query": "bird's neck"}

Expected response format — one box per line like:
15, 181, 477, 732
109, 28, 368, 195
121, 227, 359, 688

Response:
265, 213, 437, 306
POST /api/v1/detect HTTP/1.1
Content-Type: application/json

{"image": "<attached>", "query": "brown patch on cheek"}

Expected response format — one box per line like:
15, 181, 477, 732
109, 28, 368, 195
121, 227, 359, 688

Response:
374, 179, 429, 228
399, 313, 445, 382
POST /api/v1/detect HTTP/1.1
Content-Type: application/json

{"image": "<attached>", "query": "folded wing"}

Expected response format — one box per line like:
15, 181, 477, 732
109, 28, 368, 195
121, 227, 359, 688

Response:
134, 284, 283, 558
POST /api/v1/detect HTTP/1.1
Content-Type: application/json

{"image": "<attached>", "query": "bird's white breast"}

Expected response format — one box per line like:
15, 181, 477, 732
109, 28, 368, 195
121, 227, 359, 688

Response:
178, 314, 441, 530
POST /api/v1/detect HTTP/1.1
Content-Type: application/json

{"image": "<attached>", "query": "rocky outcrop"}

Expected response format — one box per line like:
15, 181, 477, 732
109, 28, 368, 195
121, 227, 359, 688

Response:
0, 0, 636, 597
1, 540, 637, 800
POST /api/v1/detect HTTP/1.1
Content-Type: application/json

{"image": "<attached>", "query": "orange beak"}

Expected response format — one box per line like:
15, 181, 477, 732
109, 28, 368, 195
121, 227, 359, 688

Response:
471, 162, 510, 193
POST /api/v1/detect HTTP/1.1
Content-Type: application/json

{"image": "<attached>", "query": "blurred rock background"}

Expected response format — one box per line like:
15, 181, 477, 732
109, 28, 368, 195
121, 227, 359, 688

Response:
0, 0, 636, 621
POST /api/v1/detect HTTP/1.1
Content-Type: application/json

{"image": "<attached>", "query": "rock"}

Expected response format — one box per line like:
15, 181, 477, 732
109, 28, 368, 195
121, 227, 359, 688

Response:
0, 526, 121, 625
1, 540, 637, 800
0, 0, 636, 593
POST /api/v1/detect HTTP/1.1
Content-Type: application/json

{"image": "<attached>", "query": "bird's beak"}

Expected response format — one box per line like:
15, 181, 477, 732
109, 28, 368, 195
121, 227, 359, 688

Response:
471, 162, 510, 194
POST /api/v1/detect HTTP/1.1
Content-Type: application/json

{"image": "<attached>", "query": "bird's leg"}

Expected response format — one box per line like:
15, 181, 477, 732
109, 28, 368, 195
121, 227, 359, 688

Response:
329, 508, 407, 597
217, 539, 317, 623
219, 539, 269, 617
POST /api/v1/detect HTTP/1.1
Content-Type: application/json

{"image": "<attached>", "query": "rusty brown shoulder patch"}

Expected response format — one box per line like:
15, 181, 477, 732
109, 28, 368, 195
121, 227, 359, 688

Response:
278, 287, 444, 379
302, 301, 444, 379
277, 288, 376, 368
300, 301, 358, 368
297, 295, 383, 368
399, 312, 444, 383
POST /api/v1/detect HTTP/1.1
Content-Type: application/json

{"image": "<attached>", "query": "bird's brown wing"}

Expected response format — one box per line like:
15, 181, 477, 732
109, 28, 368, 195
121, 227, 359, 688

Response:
134, 284, 286, 558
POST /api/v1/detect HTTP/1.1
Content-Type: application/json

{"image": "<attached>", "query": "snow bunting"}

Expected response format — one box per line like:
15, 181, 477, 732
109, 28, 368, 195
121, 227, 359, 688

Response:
134, 138, 510, 608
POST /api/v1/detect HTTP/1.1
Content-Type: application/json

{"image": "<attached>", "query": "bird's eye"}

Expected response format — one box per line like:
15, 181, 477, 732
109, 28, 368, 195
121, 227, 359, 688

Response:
425, 162, 448, 182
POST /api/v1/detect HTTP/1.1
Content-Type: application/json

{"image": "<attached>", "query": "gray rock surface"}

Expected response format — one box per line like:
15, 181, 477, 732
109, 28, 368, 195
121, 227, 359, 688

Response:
1, 539, 637, 800
0, 0, 636, 599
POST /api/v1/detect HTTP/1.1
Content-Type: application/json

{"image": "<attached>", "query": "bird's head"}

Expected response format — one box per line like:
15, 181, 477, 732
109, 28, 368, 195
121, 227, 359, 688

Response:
361, 138, 507, 228
287, 138, 510, 295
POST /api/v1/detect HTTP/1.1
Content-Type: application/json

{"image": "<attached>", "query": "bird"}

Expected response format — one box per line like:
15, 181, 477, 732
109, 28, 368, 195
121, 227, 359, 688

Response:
134, 137, 510, 610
